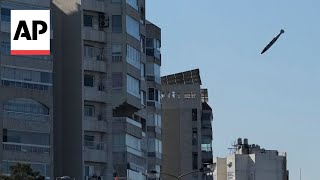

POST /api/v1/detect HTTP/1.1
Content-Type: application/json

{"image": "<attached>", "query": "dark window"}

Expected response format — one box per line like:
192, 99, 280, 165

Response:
83, 15, 93, 27
192, 128, 198, 145
141, 118, 146, 133
1, 8, 10, 22
84, 75, 94, 87
112, 73, 122, 90
192, 153, 198, 170
148, 88, 155, 101
192, 109, 197, 121
112, 15, 122, 33
84, 105, 95, 117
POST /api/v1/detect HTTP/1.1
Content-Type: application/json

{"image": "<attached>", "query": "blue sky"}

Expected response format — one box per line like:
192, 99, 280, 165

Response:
147, 0, 320, 179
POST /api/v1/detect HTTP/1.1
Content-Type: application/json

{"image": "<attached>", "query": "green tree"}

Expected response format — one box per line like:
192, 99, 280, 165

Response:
0, 163, 45, 180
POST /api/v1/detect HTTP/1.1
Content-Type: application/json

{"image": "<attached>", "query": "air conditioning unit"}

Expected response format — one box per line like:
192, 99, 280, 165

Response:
99, 13, 109, 27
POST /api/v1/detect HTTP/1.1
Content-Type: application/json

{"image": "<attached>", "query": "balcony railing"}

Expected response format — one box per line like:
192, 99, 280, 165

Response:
3, 142, 50, 154
3, 110, 49, 122
84, 140, 105, 150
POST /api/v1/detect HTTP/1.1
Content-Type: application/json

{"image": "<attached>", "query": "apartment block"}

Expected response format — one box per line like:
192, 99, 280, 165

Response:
214, 138, 289, 180
161, 69, 213, 180
0, 0, 53, 178
0, 0, 161, 179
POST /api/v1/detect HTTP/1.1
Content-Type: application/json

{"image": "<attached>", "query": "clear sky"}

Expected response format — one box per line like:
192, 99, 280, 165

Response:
147, 0, 320, 179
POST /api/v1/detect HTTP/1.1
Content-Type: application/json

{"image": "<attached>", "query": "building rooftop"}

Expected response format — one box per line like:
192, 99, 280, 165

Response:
161, 69, 202, 85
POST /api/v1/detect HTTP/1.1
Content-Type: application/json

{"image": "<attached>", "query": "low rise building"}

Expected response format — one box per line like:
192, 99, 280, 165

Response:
214, 138, 289, 180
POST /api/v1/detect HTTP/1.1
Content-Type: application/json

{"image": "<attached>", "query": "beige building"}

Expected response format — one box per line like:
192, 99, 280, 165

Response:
161, 69, 213, 180
214, 138, 289, 180
0, 0, 161, 179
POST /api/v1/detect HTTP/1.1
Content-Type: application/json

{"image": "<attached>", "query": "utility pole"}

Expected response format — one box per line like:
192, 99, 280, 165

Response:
300, 168, 301, 180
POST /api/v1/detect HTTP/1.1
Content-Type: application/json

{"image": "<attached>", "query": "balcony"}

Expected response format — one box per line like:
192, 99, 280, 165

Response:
83, 58, 107, 73
82, 0, 105, 12
146, 48, 161, 60
3, 142, 50, 163
0, 21, 10, 33
112, 117, 142, 138
84, 141, 107, 163
83, 117, 107, 132
83, 28, 106, 42
83, 86, 107, 102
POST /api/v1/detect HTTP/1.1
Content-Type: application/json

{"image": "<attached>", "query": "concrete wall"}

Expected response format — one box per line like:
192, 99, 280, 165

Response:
52, 0, 83, 179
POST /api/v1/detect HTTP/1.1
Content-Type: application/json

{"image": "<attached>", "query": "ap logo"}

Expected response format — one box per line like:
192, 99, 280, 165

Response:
11, 10, 50, 55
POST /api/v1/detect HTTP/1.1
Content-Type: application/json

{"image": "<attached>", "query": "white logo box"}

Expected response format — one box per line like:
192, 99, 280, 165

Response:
11, 10, 50, 55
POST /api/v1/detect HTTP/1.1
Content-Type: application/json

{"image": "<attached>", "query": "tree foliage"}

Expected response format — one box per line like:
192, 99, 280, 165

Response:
0, 163, 45, 180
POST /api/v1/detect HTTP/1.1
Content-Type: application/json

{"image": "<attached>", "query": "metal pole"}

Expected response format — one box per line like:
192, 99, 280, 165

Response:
300, 168, 301, 180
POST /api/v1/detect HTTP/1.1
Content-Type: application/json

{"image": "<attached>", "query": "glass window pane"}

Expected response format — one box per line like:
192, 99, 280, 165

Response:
112, 15, 122, 33
83, 15, 93, 27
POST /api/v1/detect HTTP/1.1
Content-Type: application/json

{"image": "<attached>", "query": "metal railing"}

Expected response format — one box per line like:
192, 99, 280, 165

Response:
3, 142, 50, 154
84, 140, 105, 150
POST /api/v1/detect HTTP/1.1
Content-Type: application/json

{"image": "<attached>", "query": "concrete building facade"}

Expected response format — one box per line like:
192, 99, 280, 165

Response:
161, 69, 213, 180
214, 138, 289, 180
0, 0, 161, 179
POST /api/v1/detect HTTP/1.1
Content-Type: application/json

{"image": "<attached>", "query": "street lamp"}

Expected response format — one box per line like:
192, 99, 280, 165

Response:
146, 168, 212, 180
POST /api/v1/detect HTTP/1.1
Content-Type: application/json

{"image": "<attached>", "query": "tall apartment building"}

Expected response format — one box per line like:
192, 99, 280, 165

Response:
0, 0, 53, 179
161, 69, 213, 180
0, 0, 161, 179
214, 138, 289, 180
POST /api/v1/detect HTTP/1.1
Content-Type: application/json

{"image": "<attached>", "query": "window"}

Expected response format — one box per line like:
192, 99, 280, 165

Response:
141, 63, 145, 80
3, 98, 49, 122
192, 153, 198, 170
83, 15, 93, 27
84, 105, 95, 117
126, 15, 140, 40
147, 138, 162, 154
141, 90, 146, 106
148, 88, 160, 102
146, 63, 161, 83
112, 44, 122, 62
84, 75, 94, 87
84, 135, 94, 148
192, 128, 198, 145
155, 114, 161, 127
112, 15, 122, 33
1, 8, 10, 22
127, 74, 140, 98
3, 129, 50, 146
126, 44, 141, 69
201, 143, 212, 152
1, 66, 52, 91
192, 109, 197, 121
126, 0, 139, 10
112, 73, 122, 90
126, 134, 141, 150
1, 66, 52, 84
84, 45, 94, 57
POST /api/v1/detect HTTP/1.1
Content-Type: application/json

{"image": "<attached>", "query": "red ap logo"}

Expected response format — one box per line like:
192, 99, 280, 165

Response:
11, 10, 50, 55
